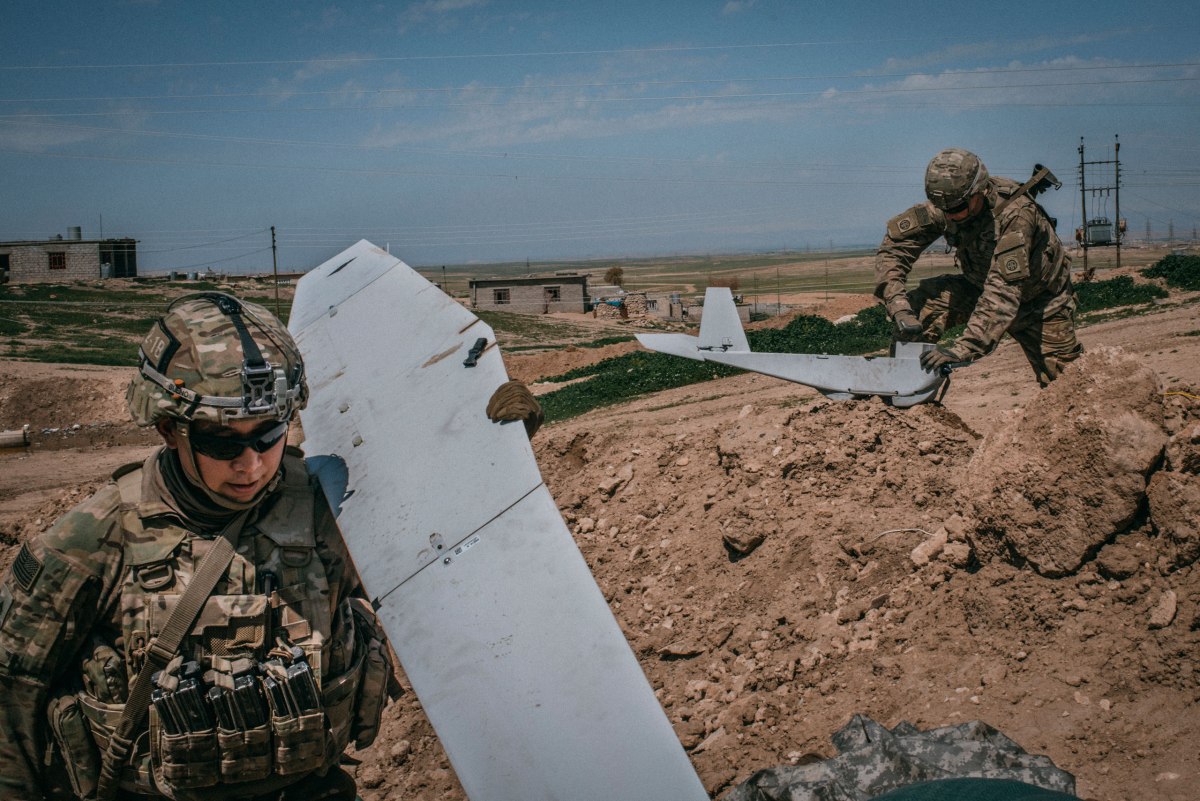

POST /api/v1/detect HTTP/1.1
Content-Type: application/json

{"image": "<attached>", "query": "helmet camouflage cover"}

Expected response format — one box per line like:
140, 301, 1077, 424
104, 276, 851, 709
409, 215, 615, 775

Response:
127, 292, 307, 427
924, 148, 990, 211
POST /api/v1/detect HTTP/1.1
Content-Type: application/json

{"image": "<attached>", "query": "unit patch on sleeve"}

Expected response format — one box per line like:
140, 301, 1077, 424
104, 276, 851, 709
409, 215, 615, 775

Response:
887, 205, 936, 240
994, 229, 1030, 283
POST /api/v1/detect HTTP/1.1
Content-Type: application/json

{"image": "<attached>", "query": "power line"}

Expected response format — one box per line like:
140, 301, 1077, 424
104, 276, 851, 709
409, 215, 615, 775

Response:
0, 38, 941, 71
4, 61, 1195, 104
1, 74, 1196, 120
167, 246, 274, 271
140, 228, 269, 253
0, 146, 922, 188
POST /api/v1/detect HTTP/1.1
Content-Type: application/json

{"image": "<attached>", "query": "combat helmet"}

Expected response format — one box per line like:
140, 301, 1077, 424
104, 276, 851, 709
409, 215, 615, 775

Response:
924, 148, 990, 212
127, 292, 307, 427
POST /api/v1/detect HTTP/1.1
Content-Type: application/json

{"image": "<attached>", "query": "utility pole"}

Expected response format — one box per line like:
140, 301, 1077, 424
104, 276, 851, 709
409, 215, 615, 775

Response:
1078, 135, 1122, 280
825, 238, 832, 302
271, 226, 280, 317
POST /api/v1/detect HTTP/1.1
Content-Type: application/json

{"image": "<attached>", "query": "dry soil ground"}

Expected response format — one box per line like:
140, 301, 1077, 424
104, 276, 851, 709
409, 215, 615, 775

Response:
1, 289, 1198, 801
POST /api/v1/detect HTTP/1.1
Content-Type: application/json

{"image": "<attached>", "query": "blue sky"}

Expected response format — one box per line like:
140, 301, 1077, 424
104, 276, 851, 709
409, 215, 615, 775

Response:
1, 1, 1197, 273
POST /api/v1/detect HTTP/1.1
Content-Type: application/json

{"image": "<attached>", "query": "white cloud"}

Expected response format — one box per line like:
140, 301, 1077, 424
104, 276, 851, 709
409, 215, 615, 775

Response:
722, 0, 757, 14
259, 52, 377, 103
850, 56, 1194, 111
871, 31, 1127, 74
397, 0, 489, 31
0, 120, 118, 152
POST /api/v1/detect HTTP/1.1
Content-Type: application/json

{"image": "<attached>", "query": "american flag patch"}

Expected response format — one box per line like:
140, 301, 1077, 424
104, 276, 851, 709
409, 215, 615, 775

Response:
12, 543, 42, 593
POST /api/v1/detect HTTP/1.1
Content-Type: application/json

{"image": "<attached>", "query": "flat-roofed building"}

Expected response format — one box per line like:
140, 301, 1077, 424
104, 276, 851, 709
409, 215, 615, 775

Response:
0, 228, 137, 284
469, 273, 589, 314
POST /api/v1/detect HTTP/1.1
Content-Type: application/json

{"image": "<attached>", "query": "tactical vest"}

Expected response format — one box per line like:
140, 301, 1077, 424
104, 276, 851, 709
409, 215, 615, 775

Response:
55, 453, 389, 801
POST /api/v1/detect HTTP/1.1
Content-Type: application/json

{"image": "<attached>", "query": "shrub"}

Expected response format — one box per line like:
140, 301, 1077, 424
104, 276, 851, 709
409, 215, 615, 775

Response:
1075, 275, 1167, 313
1142, 254, 1200, 291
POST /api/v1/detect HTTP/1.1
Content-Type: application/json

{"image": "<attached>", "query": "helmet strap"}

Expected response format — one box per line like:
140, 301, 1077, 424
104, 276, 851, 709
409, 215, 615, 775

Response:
194, 293, 281, 417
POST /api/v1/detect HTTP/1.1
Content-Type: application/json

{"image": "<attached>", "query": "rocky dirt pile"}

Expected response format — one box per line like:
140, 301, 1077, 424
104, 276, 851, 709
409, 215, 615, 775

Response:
1, 328, 1198, 801
963, 347, 1168, 577
361, 353, 1198, 801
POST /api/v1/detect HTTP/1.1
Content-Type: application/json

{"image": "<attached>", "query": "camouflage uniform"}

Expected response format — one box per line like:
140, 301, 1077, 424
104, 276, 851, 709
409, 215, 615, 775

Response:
0, 448, 391, 801
725, 714, 1078, 800
0, 293, 393, 801
875, 170, 1082, 386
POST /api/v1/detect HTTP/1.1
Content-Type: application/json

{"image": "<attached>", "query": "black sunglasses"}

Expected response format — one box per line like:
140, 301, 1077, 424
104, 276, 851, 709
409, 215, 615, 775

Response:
187, 420, 289, 461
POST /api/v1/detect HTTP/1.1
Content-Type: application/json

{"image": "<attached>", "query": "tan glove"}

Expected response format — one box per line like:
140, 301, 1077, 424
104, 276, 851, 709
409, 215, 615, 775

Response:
486, 380, 544, 438
893, 309, 924, 341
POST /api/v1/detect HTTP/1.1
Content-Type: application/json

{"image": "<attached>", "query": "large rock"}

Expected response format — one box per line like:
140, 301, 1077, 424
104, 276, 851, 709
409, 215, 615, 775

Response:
1164, 420, 1200, 473
1147, 470, 1200, 568
963, 348, 1166, 577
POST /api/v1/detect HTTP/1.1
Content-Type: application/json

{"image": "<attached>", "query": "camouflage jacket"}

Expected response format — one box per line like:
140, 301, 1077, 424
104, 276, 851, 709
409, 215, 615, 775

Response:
0, 448, 390, 801
874, 176, 1074, 358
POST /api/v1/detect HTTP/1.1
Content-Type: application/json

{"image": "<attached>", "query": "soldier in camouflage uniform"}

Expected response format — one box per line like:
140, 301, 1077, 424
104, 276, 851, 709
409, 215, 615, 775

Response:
0, 292, 539, 801
875, 148, 1082, 385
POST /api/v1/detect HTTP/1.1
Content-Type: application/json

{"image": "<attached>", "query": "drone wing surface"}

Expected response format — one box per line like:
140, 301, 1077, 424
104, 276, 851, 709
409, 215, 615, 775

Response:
290, 240, 707, 801
636, 287, 946, 407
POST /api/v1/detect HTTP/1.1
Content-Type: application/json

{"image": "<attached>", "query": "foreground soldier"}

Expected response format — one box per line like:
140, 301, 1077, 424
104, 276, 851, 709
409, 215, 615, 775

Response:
0, 292, 540, 801
875, 148, 1082, 385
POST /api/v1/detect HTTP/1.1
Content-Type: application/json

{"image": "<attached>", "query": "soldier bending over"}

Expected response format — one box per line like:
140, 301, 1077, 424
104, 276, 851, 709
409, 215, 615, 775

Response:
875, 148, 1082, 386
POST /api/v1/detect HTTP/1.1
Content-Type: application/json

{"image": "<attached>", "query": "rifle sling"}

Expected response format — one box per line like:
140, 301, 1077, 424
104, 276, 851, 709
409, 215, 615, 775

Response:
995, 168, 1052, 215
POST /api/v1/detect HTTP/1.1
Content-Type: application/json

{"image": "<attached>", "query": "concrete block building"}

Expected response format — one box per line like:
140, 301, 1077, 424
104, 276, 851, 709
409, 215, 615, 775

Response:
0, 228, 137, 284
469, 273, 589, 314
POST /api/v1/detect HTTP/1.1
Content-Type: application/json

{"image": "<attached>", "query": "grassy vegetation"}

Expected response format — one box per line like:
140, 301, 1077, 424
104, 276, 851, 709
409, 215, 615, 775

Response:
0, 280, 291, 364
537, 352, 742, 421
19, 342, 141, 366
1142, 254, 1200, 291
1075, 275, 1168, 313
475, 309, 598, 345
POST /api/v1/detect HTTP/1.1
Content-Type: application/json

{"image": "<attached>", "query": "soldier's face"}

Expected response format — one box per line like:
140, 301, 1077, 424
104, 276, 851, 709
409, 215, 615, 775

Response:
160, 418, 287, 502
945, 192, 985, 223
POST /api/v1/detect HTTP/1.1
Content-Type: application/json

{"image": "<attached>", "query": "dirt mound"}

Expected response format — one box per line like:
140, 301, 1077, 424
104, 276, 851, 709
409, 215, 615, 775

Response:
1148, 398, 1200, 569
522, 383, 1198, 801
3, 300, 1200, 801
0, 361, 135, 430
963, 348, 1168, 577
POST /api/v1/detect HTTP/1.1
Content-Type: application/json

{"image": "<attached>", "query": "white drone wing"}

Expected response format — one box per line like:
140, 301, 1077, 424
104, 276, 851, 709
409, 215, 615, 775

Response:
638, 287, 947, 407
289, 240, 707, 801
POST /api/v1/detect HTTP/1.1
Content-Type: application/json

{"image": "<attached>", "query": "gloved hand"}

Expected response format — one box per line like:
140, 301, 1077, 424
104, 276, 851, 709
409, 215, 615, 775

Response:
920, 344, 968, 373
486, 380, 544, 438
892, 309, 924, 341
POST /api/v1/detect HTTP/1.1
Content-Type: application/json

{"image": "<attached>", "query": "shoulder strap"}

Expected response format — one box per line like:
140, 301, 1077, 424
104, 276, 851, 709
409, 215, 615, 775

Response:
995, 165, 1060, 215
94, 508, 251, 801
